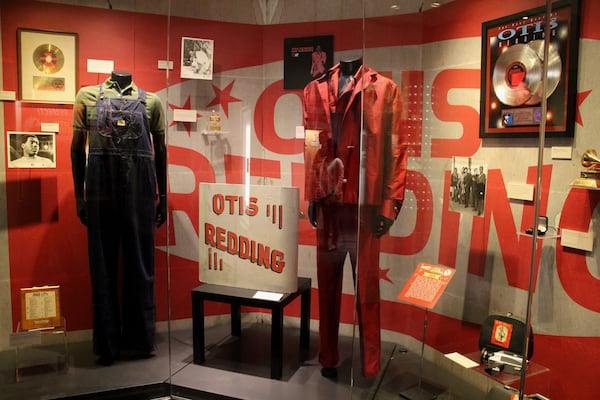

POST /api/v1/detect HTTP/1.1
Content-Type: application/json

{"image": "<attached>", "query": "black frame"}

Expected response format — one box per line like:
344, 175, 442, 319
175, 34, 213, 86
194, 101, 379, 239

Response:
283, 35, 334, 89
479, 0, 581, 138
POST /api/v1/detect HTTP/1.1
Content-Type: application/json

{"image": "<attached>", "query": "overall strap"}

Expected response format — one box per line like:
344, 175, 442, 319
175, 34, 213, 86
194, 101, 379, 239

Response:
137, 88, 147, 103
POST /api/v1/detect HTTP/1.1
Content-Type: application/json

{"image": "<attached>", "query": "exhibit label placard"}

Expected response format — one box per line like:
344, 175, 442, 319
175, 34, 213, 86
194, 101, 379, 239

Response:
397, 263, 455, 310
199, 183, 299, 293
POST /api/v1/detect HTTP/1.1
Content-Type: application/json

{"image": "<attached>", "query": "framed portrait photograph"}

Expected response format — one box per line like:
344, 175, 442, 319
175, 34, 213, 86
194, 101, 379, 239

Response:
479, 0, 581, 138
181, 37, 214, 80
7, 131, 57, 169
18, 28, 78, 104
284, 35, 334, 89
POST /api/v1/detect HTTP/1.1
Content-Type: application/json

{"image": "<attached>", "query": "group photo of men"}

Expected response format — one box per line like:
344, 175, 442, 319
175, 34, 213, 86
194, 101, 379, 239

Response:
449, 157, 487, 216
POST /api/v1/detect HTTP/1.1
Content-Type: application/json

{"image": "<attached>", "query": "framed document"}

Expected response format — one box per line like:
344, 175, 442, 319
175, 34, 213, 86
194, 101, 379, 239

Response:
479, 0, 581, 138
18, 28, 78, 103
20, 286, 61, 331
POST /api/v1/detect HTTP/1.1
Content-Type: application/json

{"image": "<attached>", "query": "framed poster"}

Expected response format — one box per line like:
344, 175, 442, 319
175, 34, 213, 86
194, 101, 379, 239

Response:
181, 37, 214, 80
18, 28, 78, 103
284, 35, 334, 89
20, 286, 61, 331
7, 131, 56, 168
479, 0, 581, 138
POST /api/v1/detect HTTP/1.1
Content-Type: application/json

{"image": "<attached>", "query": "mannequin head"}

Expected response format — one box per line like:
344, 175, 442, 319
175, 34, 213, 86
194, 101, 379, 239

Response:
340, 56, 362, 77
111, 70, 132, 89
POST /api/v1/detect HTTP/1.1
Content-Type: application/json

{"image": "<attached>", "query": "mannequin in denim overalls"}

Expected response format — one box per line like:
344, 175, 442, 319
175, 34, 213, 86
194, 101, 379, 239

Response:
71, 71, 167, 365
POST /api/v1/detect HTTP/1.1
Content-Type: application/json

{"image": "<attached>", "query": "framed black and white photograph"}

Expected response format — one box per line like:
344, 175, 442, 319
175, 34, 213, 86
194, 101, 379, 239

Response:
479, 0, 581, 138
18, 28, 78, 103
7, 131, 56, 169
284, 35, 334, 89
449, 157, 487, 216
181, 37, 214, 80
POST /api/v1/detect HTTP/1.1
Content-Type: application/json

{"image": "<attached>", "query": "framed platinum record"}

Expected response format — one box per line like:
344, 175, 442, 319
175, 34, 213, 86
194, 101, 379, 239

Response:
479, 0, 580, 138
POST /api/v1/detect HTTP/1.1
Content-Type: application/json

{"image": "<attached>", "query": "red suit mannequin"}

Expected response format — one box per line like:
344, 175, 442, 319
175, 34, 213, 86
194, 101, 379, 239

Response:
303, 58, 408, 378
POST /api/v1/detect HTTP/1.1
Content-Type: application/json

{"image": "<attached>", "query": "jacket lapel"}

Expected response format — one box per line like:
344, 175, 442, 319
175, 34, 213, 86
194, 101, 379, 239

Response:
314, 66, 337, 129
343, 65, 375, 118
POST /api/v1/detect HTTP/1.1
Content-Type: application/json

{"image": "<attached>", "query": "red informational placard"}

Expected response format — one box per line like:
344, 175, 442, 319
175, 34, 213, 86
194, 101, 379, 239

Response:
397, 263, 455, 309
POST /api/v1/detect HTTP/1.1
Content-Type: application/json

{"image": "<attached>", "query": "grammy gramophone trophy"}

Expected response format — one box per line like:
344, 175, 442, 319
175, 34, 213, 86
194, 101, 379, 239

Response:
571, 149, 600, 189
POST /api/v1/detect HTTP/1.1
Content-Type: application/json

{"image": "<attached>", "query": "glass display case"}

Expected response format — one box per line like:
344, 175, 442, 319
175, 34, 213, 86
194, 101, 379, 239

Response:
0, 1, 597, 399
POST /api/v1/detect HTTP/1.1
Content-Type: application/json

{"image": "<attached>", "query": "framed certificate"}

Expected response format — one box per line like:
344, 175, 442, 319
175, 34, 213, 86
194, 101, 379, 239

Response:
20, 286, 61, 331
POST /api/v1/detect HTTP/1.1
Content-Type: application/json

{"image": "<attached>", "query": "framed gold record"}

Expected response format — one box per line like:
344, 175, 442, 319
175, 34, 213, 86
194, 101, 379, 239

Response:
18, 28, 78, 104
479, 0, 581, 138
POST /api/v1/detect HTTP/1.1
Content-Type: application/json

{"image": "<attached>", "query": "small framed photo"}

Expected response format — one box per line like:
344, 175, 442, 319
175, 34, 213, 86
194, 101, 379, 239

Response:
449, 157, 487, 216
18, 28, 78, 103
20, 286, 61, 331
181, 37, 214, 80
7, 131, 56, 168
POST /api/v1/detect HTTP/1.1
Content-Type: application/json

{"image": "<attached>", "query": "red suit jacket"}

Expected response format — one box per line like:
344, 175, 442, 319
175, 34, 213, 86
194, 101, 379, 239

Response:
303, 64, 408, 220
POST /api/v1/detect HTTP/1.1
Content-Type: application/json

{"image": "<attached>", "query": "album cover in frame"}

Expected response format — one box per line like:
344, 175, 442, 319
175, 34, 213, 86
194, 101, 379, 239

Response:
284, 35, 334, 89
18, 28, 78, 104
479, 0, 580, 139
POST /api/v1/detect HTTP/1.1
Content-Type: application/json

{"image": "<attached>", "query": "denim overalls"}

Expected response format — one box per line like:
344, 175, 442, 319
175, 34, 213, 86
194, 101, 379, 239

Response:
84, 84, 157, 360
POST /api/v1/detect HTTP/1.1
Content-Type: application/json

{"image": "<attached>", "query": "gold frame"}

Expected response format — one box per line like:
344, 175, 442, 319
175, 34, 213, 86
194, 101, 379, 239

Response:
20, 286, 61, 331
18, 28, 78, 104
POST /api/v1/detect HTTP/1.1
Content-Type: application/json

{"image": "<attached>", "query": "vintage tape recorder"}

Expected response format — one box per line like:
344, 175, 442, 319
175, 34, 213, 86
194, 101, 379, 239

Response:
481, 348, 524, 375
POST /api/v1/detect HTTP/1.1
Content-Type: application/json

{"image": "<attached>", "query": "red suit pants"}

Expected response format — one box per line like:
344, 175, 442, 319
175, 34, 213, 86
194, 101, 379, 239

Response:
316, 203, 382, 377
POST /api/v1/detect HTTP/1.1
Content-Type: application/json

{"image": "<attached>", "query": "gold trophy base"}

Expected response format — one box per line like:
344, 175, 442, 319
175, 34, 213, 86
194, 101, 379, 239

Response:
573, 150, 600, 189
570, 177, 600, 189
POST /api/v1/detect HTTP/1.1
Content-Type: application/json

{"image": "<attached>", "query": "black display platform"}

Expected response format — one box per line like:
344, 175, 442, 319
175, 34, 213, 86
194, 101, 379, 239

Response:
192, 277, 311, 380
